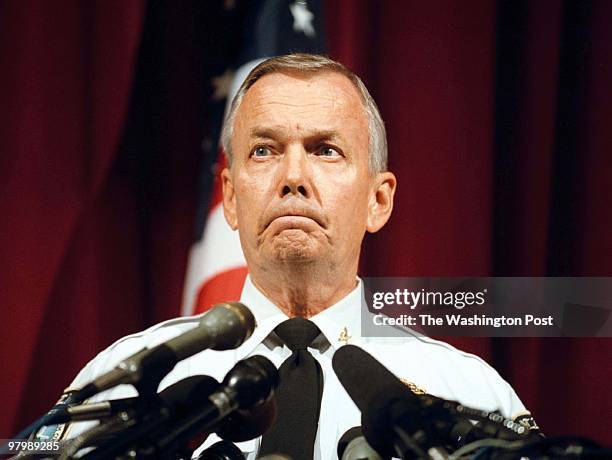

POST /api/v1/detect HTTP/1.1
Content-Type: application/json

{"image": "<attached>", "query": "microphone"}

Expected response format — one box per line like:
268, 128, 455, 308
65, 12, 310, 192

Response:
332, 345, 536, 458
44, 375, 222, 426
14, 373, 222, 441
152, 355, 278, 456
58, 375, 220, 460
194, 440, 245, 460
73, 302, 256, 402
74, 356, 279, 459
216, 396, 277, 442
50, 397, 137, 423
337, 427, 384, 460
52, 379, 276, 443
332, 345, 425, 457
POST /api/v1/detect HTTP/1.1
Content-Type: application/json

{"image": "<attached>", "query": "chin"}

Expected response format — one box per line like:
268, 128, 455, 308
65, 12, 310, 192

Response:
269, 234, 322, 263
274, 249, 318, 263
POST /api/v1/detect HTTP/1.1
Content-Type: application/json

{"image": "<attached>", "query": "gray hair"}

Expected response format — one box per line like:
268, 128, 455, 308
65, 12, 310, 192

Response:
220, 53, 388, 174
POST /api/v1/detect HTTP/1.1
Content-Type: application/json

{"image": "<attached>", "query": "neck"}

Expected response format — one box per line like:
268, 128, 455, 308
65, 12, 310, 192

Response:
249, 262, 358, 318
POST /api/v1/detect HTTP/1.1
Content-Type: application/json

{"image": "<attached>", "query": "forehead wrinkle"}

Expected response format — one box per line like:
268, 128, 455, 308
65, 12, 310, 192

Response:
241, 72, 363, 116
248, 97, 341, 120
247, 77, 353, 112
242, 71, 365, 117
243, 97, 356, 137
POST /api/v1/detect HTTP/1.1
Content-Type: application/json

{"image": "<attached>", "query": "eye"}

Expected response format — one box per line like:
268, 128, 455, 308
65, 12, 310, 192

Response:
252, 146, 272, 157
316, 146, 341, 157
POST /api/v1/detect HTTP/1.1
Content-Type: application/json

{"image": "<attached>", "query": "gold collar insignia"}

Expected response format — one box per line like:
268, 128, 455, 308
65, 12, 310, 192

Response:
400, 378, 427, 395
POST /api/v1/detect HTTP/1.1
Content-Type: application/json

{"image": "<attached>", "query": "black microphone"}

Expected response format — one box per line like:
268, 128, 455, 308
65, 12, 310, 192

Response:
216, 395, 277, 442
76, 356, 278, 459
59, 375, 221, 460
52, 397, 137, 423
46, 375, 223, 427
337, 427, 384, 460
73, 302, 256, 402
75, 356, 277, 459
151, 355, 278, 456
367, 385, 536, 449
194, 440, 245, 460
333, 345, 537, 458
332, 345, 423, 457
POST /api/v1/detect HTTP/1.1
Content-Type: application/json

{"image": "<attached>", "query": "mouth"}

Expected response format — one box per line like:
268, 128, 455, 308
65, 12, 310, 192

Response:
265, 211, 326, 232
272, 215, 318, 228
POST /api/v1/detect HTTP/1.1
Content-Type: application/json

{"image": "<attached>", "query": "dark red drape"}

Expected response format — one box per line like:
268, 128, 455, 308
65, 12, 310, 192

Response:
0, 0, 147, 437
328, 0, 612, 443
1, 0, 610, 445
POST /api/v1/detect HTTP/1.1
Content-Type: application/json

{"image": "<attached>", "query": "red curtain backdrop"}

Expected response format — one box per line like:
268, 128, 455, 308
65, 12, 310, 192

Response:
0, 0, 145, 439
1, 0, 610, 445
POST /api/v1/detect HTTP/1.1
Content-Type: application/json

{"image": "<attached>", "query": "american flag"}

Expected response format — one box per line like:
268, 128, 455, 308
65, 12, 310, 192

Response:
182, 0, 326, 315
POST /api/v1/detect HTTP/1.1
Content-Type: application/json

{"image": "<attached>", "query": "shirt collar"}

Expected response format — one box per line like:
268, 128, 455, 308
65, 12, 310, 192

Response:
235, 275, 288, 360
235, 275, 364, 359
309, 279, 363, 351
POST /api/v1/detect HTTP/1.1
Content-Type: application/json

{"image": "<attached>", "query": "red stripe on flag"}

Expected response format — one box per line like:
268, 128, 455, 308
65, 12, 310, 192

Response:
193, 266, 248, 314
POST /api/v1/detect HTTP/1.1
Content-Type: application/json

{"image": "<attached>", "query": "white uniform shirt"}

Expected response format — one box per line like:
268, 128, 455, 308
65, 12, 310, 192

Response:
63, 276, 528, 459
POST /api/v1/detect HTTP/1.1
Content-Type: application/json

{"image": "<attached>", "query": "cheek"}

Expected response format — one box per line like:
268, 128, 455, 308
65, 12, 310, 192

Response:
326, 177, 371, 229
235, 171, 269, 203
233, 174, 271, 230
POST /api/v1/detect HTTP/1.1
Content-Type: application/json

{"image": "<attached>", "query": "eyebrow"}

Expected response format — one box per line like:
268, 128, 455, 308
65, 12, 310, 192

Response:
249, 126, 342, 144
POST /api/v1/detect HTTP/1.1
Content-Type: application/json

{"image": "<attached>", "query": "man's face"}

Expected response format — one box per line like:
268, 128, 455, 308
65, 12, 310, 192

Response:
222, 71, 393, 274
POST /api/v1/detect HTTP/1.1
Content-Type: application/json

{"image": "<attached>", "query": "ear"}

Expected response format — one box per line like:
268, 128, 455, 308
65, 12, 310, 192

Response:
221, 168, 238, 230
366, 171, 396, 233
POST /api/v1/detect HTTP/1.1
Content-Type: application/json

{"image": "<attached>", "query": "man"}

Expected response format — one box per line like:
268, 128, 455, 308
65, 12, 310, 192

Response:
59, 54, 531, 458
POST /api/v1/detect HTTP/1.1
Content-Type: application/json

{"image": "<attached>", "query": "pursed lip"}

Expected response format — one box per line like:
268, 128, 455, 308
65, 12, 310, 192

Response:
264, 207, 326, 230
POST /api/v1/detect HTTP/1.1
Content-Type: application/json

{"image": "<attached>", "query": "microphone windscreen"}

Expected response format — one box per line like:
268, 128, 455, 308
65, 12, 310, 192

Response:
159, 375, 220, 414
362, 385, 419, 457
337, 426, 362, 458
222, 355, 279, 410
332, 345, 417, 458
217, 397, 277, 442
338, 426, 385, 460
332, 345, 409, 412
200, 302, 256, 351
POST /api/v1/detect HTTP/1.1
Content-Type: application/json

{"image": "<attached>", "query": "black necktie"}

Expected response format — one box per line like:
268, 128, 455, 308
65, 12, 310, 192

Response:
259, 317, 324, 460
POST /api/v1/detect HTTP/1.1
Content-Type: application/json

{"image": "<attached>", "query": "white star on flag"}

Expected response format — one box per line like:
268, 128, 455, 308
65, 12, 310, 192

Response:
211, 69, 235, 101
290, 1, 316, 38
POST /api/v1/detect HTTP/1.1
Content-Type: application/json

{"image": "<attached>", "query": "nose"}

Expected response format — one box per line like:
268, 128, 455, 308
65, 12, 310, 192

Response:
278, 145, 313, 199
